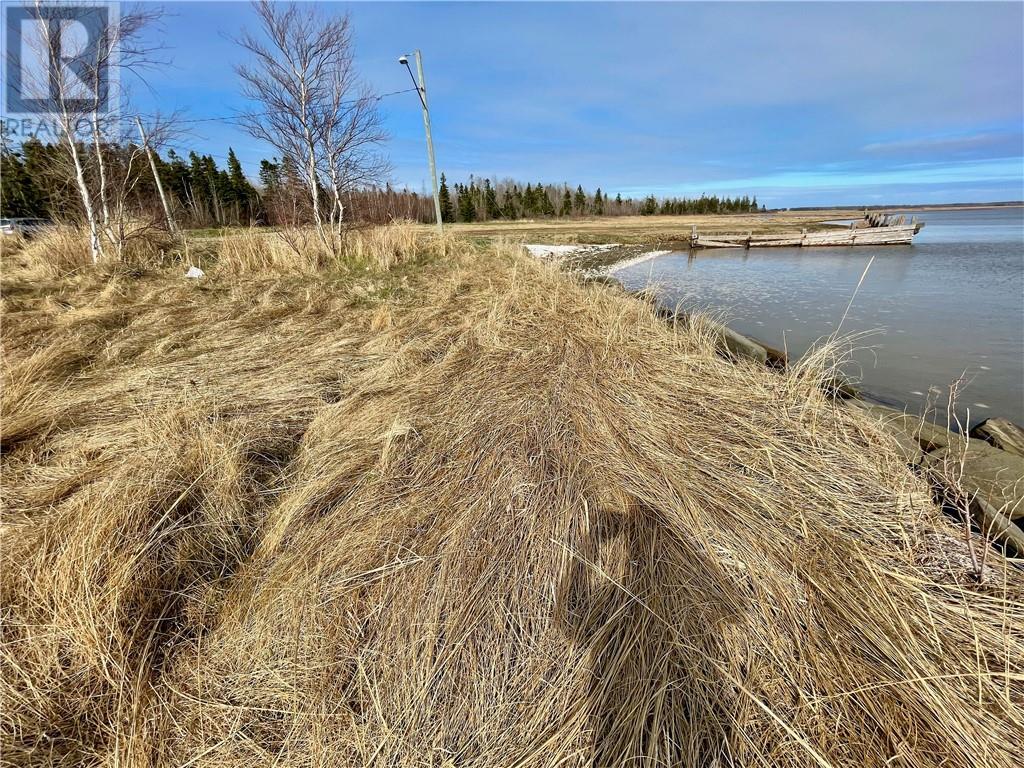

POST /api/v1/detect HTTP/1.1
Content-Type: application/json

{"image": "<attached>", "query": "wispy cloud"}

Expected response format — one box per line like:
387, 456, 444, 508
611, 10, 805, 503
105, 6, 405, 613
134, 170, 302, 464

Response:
862, 133, 1015, 154
621, 158, 1024, 199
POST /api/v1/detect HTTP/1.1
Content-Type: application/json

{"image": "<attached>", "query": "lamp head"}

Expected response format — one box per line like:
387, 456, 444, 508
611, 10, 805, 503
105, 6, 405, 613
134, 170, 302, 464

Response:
398, 55, 408, 65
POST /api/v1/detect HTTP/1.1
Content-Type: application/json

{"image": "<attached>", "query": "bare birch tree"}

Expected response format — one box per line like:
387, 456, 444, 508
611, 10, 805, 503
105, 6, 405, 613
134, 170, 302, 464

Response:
322, 82, 388, 237
235, 1, 386, 250
85, 4, 165, 256
98, 116, 180, 259
15, 1, 167, 262
15, 1, 104, 260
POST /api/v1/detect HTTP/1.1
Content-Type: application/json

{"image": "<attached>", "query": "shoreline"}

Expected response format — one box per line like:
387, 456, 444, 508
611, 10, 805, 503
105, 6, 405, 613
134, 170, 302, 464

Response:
438, 203, 1023, 244
521, 239, 1021, 431
591, 248, 672, 276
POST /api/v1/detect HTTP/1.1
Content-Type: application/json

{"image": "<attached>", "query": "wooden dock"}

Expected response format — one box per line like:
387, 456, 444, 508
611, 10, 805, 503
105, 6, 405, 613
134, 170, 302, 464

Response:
691, 213, 925, 249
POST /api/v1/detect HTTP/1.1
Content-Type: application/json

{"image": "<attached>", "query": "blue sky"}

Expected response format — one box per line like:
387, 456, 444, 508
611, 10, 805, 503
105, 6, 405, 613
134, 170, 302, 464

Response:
125, 1, 1024, 207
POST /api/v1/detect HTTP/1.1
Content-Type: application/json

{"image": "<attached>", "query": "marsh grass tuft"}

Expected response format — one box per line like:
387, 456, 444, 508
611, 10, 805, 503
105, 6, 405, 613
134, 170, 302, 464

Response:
214, 221, 448, 275
4, 224, 180, 281
13, 226, 93, 278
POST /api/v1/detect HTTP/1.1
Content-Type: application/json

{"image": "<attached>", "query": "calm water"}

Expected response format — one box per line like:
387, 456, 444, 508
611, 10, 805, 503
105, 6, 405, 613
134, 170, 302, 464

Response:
614, 207, 1024, 424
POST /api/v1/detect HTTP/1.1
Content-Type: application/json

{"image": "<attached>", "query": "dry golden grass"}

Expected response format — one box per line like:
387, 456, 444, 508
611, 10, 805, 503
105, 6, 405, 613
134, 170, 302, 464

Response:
9, 226, 93, 278
214, 226, 328, 274
1, 227, 1022, 766
345, 219, 424, 270
2, 224, 180, 281
0, 231, 29, 258
432, 211, 843, 245
214, 220, 431, 275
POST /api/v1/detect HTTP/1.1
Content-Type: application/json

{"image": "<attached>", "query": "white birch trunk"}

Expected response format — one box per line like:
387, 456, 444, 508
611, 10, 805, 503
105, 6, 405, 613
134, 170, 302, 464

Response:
91, 111, 119, 258
63, 125, 103, 263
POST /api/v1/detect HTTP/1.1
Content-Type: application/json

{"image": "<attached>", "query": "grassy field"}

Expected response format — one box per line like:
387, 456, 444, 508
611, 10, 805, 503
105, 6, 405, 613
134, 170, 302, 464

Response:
2, 225, 1022, 766
430, 210, 855, 245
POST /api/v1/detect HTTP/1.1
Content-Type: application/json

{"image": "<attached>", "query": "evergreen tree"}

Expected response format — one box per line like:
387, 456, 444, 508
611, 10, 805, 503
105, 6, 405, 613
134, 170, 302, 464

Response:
259, 158, 281, 191
0, 143, 45, 217
593, 188, 604, 215
438, 173, 454, 223
163, 150, 192, 207
538, 183, 555, 216
226, 148, 257, 222
523, 183, 535, 216
573, 184, 587, 214
226, 148, 246, 194
501, 189, 517, 220
186, 151, 210, 221
615, 193, 622, 210
560, 187, 572, 217
22, 138, 72, 214
200, 155, 230, 223
484, 178, 500, 219
457, 183, 476, 222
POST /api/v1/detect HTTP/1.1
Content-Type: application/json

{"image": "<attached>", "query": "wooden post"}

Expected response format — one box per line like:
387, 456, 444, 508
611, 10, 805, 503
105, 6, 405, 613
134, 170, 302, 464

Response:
135, 116, 176, 233
691, 224, 698, 249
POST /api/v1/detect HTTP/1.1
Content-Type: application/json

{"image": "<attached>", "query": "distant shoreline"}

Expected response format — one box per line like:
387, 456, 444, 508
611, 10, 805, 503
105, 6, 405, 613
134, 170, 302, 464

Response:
781, 201, 1023, 213
440, 202, 1020, 247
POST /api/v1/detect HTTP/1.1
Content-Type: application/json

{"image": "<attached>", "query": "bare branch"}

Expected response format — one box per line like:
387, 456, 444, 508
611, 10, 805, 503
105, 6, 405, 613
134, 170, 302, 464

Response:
234, 1, 386, 247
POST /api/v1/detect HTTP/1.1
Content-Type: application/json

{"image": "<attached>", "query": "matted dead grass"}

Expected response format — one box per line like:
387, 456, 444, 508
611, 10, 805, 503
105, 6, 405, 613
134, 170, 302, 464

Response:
1, 229, 1021, 766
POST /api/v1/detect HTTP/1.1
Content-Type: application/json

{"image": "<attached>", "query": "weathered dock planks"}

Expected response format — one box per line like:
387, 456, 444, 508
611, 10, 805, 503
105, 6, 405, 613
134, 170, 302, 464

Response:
691, 218, 925, 249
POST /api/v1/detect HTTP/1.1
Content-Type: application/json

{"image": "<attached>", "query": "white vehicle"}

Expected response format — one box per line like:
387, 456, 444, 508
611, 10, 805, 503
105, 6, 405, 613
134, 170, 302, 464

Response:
0, 218, 53, 237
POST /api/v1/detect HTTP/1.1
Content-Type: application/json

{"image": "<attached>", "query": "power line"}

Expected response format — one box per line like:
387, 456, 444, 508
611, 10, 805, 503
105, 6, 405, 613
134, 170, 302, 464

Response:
4, 86, 422, 177
134, 87, 419, 127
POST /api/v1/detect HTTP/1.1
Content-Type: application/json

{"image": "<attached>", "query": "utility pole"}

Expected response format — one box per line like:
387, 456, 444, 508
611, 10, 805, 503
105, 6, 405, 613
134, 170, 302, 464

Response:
135, 116, 176, 233
401, 50, 443, 235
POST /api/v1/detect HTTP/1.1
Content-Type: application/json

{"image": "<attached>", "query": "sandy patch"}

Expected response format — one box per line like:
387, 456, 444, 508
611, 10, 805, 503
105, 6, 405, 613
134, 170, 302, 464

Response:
523, 243, 620, 261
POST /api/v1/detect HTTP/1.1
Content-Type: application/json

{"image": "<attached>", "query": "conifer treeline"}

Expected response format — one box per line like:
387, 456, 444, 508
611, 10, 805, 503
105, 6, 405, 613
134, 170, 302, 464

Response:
2, 138, 766, 227
1, 138, 437, 227
2, 138, 260, 227
435, 174, 764, 222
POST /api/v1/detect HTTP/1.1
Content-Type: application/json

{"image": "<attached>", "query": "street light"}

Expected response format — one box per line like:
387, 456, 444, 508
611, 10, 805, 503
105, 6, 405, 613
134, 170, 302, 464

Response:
399, 50, 443, 235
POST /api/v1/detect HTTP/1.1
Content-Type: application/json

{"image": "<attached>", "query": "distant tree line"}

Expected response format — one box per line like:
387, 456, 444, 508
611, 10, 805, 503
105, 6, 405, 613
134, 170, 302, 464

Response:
436, 174, 764, 223
2, 139, 766, 228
